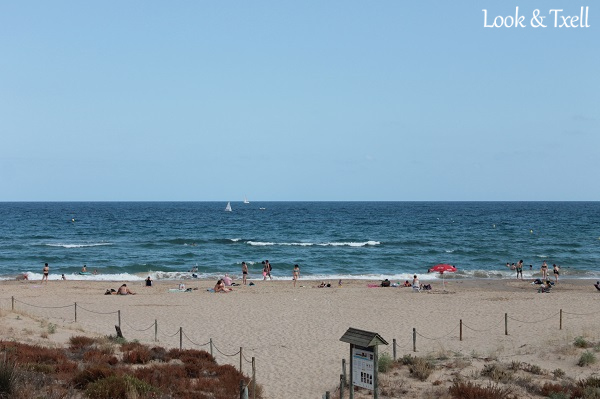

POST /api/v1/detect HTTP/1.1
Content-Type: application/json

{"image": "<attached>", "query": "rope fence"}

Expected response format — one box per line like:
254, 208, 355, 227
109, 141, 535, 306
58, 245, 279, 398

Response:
4, 295, 257, 381
6, 294, 600, 399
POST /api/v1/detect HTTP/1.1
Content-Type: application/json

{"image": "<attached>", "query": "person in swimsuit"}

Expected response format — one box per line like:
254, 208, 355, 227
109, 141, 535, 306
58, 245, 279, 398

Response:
42, 263, 49, 284
117, 284, 135, 295
541, 261, 548, 280
516, 260, 523, 280
553, 264, 560, 284
292, 264, 300, 287
214, 279, 232, 293
262, 261, 268, 280
241, 261, 248, 285
266, 260, 272, 280
81, 265, 87, 273
145, 276, 152, 287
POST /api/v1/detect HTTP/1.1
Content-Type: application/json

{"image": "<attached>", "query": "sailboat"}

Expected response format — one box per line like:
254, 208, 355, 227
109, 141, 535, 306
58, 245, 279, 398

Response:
243, 196, 249, 204
225, 202, 232, 212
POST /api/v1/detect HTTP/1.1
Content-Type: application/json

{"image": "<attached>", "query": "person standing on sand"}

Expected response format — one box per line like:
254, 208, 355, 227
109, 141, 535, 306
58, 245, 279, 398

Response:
241, 262, 248, 285
41, 263, 49, 283
293, 264, 300, 287
553, 264, 560, 284
516, 260, 523, 280
541, 261, 548, 280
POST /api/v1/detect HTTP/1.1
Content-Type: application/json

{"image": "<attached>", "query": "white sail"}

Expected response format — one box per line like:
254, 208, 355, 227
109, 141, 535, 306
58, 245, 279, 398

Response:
225, 202, 232, 212
244, 196, 249, 204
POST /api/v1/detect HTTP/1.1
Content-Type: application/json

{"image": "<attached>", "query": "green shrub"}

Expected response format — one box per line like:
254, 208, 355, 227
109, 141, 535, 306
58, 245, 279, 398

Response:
578, 351, 597, 367
575, 336, 592, 348
378, 353, 393, 373
408, 357, 434, 381
552, 368, 566, 379
481, 364, 513, 383
72, 365, 115, 389
0, 359, 18, 397
85, 375, 156, 399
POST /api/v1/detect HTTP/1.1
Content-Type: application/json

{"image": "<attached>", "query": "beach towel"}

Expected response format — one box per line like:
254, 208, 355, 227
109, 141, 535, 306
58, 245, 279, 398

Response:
168, 288, 192, 293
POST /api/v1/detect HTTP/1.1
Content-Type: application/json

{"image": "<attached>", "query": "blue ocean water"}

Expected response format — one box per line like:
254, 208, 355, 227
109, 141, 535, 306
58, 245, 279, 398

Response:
0, 202, 599, 282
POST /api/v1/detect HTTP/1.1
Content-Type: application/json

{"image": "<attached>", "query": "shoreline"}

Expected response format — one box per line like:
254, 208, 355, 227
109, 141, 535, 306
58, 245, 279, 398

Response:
2, 278, 600, 398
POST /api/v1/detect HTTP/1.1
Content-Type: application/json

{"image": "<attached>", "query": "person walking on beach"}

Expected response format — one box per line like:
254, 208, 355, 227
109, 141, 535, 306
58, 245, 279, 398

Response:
266, 260, 272, 280
541, 261, 548, 280
516, 260, 524, 280
293, 264, 300, 287
41, 263, 49, 284
262, 261, 268, 281
553, 264, 560, 284
241, 261, 248, 285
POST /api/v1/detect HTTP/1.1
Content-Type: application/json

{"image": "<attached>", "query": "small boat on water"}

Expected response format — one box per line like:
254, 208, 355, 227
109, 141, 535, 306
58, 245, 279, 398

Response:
225, 202, 232, 212
243, 196, 249, 204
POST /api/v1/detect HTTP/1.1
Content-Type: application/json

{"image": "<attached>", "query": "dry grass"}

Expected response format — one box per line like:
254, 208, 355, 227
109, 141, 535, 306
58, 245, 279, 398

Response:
449, 380, 514, 399
0, 340, 264, 399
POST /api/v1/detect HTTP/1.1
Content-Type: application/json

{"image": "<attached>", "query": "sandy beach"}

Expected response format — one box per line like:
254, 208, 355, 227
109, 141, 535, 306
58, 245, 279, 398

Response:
1, 277, 600, 398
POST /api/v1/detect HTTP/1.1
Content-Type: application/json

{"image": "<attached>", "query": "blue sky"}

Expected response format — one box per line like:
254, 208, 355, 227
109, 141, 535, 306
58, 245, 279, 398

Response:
1, 1, 598, 201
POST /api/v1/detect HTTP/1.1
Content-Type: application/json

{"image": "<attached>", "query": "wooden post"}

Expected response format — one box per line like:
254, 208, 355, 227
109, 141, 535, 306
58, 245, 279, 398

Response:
342, 358, 347, 384
505, 313, 508, 336
11, 296, 14, 311
375, 346, 381, 396
413, 328, 416, 352
239, 379, 245, 399
118, 310, 121, 329
349, 345, 354, 399
459, 319, 462, 341
239, 347, 243, 373
393, 338, 397, 361
154, 319, 158, 342
115, 325, 124, 339
560, 309, 563, 330
210, 338, 213, 357
325, 392, 330, 399
74, 302, 77, 322
179, 327, 183, 350
252, 357, 256, 399
340, 374, 345, 399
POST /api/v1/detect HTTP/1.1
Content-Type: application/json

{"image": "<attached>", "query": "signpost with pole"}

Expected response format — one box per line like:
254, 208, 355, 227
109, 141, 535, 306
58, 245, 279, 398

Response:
339, 328, 388, 399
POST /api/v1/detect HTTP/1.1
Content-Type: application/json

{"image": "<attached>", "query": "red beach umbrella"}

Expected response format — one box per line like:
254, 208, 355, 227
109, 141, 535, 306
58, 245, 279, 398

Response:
428, 264, 457, 291
428, 264, 457, 273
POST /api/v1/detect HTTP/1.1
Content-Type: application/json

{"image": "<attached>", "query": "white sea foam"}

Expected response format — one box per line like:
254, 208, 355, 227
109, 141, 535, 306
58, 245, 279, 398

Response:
445, 249, 455, 253
45, 243, 112, 248
22, 272, 143, 281
246, 241, 380, 247
230, 238, 242, 242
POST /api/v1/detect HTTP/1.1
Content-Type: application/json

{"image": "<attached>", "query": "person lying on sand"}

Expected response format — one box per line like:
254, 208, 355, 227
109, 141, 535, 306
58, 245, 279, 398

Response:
402, 280, 412, 287
594, 281, 600, 291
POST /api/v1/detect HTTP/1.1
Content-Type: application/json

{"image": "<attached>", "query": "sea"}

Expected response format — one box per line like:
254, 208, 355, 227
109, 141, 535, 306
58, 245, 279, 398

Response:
1, 202, 599, 282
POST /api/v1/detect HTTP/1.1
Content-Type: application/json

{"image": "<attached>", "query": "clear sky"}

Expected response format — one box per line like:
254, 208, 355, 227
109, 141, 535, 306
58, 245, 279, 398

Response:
1, 1, 598, 201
